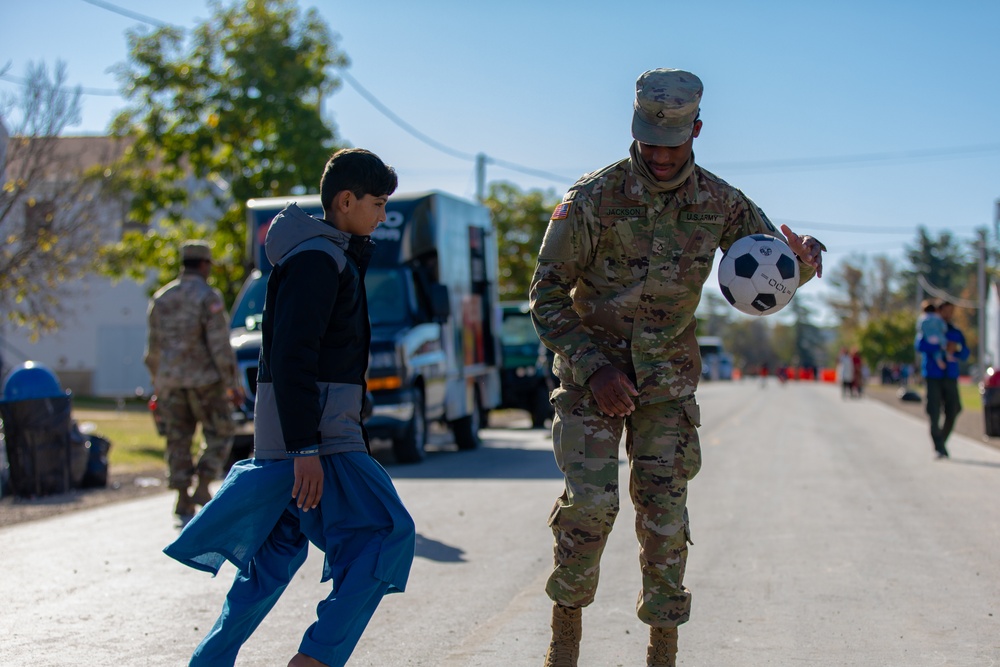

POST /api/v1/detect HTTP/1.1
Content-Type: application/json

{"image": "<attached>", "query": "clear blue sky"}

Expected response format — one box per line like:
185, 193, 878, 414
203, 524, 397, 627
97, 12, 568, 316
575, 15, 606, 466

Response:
3, 0, 999, 323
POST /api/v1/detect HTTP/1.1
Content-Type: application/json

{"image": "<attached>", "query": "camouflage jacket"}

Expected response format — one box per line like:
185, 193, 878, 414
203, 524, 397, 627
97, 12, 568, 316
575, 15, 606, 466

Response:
144, 272, 238, 390
529, 157, 816, 405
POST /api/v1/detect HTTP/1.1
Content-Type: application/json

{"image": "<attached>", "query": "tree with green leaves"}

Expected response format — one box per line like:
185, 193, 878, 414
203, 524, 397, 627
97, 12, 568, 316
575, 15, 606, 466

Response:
484, 181, 560, 301
0, 61, 118, 337
856, 309, 918, 371
901, 226, 973, 300
101, 0, 347, 305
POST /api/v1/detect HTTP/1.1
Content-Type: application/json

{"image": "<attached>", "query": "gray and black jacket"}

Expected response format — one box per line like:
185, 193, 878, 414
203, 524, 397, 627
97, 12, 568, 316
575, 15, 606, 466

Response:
253, 203, 374, 459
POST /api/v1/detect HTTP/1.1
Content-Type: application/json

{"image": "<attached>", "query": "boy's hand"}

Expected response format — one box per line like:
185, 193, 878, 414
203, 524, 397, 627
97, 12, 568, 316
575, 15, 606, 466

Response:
292, 456, 323, 512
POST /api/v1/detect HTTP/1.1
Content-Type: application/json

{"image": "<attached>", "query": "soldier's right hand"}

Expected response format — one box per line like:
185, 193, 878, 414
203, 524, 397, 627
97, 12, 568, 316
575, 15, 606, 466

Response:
588, 365, 638, 417
228, 386, 246, 406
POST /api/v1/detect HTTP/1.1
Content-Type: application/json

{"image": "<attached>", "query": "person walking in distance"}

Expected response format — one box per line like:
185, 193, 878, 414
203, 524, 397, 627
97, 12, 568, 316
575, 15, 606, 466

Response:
530, 68, 826, 667
145, 240, 243, 521
916, 299, 968, 458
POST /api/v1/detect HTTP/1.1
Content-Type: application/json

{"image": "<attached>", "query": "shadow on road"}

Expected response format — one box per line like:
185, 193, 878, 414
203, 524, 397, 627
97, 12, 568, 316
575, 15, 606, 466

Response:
374, 432, 563, 481
379, 445, 563, 480
414, 533, 467, 562
945, 457, 1000, 470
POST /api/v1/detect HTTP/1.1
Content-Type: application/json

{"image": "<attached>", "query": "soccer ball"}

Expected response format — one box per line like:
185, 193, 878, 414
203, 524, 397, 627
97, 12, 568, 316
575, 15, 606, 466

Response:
718, 234, 800, 316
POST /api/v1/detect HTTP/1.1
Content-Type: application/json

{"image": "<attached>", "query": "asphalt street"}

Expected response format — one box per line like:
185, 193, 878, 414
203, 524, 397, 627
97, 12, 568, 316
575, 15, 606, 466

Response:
2, 381, 999, 666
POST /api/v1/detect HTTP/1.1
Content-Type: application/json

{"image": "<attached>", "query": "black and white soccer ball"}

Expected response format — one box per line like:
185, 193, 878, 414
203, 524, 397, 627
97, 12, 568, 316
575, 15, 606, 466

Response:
718, 234, 800, 316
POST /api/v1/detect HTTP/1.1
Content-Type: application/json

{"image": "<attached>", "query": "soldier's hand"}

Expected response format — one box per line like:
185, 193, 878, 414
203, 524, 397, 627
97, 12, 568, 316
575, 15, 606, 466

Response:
292, 455, 323, 512
780, 224, 826, 278
228, 386, 246, 406
588, 365, 638, 417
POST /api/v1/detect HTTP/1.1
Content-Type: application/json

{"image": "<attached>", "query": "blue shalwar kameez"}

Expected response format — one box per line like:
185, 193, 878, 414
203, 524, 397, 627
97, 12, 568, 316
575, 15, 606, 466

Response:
164, 453, 415, 667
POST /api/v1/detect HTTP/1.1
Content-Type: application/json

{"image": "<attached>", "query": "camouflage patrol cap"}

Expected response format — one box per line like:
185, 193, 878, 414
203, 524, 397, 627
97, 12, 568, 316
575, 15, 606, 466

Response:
631, 69, 703, 147
181, 240, 212, 262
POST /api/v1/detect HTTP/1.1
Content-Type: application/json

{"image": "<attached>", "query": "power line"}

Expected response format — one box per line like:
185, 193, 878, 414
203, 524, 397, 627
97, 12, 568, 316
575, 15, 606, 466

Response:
42, 0, 1000, 187
918, 274, 978, 309
78, 0, 175, 28
70, 0, 576, 186
714, 143, 1000, 174
338, 71, 574, 185
0, 73, 119, 97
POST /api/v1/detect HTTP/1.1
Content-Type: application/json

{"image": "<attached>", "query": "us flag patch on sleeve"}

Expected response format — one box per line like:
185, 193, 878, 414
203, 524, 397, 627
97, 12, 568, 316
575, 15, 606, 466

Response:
551, 202, 571, 220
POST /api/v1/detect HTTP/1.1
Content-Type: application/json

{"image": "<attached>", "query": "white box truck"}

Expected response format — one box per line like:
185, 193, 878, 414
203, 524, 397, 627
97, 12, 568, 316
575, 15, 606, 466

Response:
228, 191, 502, 463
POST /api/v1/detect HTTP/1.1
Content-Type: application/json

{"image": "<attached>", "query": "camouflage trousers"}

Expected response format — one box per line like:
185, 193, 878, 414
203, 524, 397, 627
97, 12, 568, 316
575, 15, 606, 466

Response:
159, 382, 235, 490
546, 383, 702, 627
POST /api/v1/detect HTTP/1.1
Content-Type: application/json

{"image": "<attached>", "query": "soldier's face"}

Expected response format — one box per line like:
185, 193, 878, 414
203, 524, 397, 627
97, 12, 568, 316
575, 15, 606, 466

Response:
638, 120, 702, 181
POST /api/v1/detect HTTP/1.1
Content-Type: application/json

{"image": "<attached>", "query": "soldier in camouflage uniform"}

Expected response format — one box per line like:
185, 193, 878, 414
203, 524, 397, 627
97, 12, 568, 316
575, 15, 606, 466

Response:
530, 69, 826, 667
145, 241, 243, 521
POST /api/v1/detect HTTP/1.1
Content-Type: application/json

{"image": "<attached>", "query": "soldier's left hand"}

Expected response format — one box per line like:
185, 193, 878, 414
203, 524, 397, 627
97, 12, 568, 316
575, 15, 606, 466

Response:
780, 224, 826, 278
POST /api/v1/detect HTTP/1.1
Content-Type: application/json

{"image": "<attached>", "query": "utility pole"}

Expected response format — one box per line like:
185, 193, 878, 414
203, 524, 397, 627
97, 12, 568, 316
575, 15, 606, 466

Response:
979, 228, 987, 379
475, 153, 488, 203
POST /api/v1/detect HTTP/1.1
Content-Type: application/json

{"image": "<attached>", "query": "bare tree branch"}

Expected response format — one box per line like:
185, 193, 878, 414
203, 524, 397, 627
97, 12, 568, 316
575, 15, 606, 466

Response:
0, 61, 126, 337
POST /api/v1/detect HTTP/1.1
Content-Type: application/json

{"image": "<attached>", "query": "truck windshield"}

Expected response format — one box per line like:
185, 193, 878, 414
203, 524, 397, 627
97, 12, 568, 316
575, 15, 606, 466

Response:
230, 268, 412, 330
365, 268, 411, 327
231, 272, 267, 331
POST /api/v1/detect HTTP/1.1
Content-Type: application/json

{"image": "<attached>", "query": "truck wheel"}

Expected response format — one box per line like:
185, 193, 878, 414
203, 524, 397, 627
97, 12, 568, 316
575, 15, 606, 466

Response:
451, 391, 482, 451
530, 385, 552, 429
393, 387, 427, 464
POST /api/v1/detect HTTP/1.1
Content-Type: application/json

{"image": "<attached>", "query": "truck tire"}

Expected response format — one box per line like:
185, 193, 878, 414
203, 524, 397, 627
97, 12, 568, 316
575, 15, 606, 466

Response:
451, 390, 482, 451
393, 387, 427, 464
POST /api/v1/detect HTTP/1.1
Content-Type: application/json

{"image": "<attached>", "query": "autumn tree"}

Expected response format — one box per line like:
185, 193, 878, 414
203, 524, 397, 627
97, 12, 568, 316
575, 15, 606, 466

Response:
101, 0, 348, 305
0, 61, 121, 336
484, 181, 560, 301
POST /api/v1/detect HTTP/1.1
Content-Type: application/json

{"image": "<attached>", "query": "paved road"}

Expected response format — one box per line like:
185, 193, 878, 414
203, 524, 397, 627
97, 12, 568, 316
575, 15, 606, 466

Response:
2, 381, 999, 666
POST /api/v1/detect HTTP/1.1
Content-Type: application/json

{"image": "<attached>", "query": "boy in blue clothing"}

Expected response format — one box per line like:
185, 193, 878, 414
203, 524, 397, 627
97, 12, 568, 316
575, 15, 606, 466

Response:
165, 148, 415, 667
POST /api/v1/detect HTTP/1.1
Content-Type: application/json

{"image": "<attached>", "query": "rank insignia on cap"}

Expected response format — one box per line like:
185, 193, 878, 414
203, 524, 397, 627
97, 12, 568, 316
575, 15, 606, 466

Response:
551, 202, 571, 220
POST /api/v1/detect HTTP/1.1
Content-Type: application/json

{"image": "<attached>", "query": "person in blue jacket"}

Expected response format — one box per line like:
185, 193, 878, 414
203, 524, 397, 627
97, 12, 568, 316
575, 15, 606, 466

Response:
165, 148, 415, 667
915, 299, 969, 459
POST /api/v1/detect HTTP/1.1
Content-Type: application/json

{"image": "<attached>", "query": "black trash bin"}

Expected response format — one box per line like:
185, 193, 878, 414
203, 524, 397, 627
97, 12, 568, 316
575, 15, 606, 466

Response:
0, 362, 74, 497
982, 384, 1000, 438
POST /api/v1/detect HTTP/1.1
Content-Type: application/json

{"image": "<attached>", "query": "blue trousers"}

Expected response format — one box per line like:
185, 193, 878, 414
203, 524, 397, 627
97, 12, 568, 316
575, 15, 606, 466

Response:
191, 507, 392, 666
165, 453, 415, 667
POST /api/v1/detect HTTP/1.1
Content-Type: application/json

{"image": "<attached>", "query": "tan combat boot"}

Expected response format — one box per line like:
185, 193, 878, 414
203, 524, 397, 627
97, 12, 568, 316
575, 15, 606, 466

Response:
174, 488, 196, 518
191, 475, 213, 506
646, 626, 678, 667
543, 604, 581, 667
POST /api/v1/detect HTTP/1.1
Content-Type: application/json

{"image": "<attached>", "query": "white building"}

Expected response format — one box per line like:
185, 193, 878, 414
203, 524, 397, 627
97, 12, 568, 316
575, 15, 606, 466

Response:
0, 128, 224, 398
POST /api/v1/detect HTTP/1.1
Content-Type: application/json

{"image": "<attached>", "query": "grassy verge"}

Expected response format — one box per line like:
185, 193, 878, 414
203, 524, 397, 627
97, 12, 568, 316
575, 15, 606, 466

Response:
72, 404, 167, 471
960, 383, 982, 413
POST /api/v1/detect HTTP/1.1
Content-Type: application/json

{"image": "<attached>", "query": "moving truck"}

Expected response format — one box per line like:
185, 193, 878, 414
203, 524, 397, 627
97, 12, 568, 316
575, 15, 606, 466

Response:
228, 191, 502, 463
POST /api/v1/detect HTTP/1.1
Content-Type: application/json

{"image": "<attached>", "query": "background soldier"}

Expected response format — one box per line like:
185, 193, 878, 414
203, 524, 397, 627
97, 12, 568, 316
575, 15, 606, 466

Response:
530, 68, 825, 667
145, 240, 243, 521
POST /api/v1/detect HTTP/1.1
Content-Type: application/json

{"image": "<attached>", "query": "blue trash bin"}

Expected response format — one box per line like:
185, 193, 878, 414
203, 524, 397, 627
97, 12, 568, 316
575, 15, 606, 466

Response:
0, 362, 74, 497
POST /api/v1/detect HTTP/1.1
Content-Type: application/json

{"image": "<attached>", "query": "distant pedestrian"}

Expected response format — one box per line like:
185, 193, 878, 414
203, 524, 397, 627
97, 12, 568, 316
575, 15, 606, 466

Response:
165, 148, 415, 667
916, 299, 968, 458
144, 240, 243, 521
838, 348, 854, 398
851, 349, 864, 397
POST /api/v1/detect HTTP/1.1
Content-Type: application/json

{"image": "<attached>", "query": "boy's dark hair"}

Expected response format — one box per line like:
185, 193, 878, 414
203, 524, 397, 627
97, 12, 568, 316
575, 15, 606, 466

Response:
320, 148, 398, 211
921, 299, 937, 314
